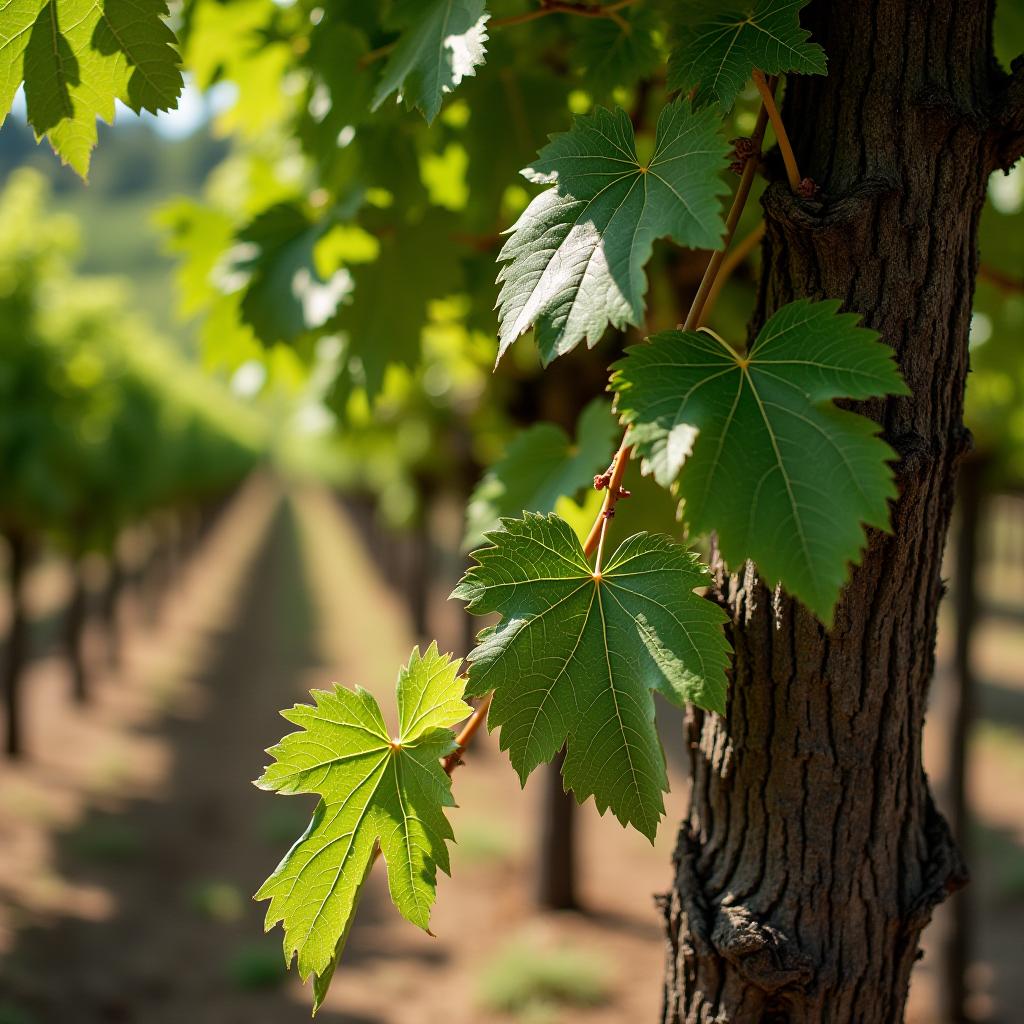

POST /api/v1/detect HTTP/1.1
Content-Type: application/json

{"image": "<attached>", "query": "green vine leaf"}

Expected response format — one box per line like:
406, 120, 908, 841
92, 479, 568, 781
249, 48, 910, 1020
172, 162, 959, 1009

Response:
667, 0, 826, 112
372, 0, 490, 125
453, 513, 731, 840
2, 0, 183, 177
463, 397, 618, 550
610, 299, 911, 625
255, 643, 470, 1012
572, 5, 662, 97
496, 98, 730, 367
334, 209, 465, 398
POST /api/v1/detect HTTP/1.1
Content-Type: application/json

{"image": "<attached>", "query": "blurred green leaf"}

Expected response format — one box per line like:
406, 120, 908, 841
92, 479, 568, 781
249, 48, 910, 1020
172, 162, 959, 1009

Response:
464, 397, 617, 550
372, 0, 490, 124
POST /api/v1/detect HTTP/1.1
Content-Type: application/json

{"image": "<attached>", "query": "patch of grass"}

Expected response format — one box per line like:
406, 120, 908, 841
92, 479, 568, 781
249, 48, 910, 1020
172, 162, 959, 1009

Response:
0, 999, 34, 1024
454, 817, 518, 865
477, 939, 608, 1019
228, 940, 289, 990
67, 819, 141, 862
188, 881, 245, 923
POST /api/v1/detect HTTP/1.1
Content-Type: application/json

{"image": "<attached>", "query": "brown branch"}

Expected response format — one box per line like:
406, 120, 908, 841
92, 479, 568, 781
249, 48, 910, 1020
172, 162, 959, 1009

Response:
978, 262, 1024, 293
442, 691, 493, 774
752, 69, 801, 193
583, 442, 632, 558
357, 0, 644, 68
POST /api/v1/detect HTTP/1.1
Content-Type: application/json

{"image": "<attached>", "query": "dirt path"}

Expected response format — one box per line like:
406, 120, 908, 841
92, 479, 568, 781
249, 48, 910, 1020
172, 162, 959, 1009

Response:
0, 495, 370, 1024
0, 480, 1021, 1024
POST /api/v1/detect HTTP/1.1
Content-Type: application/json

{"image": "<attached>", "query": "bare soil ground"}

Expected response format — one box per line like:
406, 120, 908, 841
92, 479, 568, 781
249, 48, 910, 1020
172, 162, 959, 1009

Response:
0, 477, 1021, 1024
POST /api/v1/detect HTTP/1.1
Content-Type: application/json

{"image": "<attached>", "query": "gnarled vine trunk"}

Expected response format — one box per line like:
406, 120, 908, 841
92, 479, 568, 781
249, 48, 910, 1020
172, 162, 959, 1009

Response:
661, 3, 1022, 1022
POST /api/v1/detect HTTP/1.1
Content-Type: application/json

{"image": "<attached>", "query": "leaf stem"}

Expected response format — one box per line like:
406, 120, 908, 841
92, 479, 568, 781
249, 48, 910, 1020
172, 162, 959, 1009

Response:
442, 691, 493, 775
697, 220, 766, 328
684, 76, 777, 332
752, 70, 801, 192
356, 0, 645, 68
594, 515, 610, 573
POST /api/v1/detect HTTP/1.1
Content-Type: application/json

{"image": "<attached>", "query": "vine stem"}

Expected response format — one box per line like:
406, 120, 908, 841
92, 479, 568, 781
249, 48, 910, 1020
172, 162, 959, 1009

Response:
685, 77, 776, 332
752, 70, 801, 192
357, 0, 644, 69
697, 220, 766, 328
583, 441, 631, 558
442, 691, 493, 775
581, 77, 779, 559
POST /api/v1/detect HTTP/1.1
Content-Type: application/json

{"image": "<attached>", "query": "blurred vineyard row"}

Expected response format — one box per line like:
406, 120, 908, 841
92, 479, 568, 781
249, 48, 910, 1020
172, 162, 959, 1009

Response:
0, 168, 266, 756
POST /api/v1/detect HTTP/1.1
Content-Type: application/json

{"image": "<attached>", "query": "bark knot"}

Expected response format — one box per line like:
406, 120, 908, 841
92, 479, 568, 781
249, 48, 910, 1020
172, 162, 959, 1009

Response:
712, 902, 815, 994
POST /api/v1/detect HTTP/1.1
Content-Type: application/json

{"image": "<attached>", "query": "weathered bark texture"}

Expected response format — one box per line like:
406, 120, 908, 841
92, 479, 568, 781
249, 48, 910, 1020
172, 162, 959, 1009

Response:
661, 4, 1023, 1022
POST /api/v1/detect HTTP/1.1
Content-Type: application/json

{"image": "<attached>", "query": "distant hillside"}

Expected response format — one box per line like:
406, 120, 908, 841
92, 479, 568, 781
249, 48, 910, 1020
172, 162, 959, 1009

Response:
0, 119, 229, 352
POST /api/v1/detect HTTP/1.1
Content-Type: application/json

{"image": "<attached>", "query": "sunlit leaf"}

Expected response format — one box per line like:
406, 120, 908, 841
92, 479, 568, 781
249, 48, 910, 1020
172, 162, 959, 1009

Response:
256, 643, 470, 1011
2, 0, 183, 176
496, 98, 730, 366
372, 0, 490, 125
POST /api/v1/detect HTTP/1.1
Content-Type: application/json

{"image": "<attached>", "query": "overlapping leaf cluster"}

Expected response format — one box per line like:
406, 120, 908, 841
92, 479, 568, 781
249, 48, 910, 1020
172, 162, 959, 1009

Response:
0, 0, 931, 1010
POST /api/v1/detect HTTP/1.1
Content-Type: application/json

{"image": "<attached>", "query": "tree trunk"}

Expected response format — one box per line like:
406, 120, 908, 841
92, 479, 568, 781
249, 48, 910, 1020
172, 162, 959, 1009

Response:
65, 558, 88, 703
537, 745, 577, 911
103, 553, 123, 670
941, 454, 988, 1023
4, 532, 30, 758
660, 4, 1017, 1021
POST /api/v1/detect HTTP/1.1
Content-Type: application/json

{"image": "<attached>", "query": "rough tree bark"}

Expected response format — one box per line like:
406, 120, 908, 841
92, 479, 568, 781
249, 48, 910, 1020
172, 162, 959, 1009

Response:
661, 4, 1023, 1022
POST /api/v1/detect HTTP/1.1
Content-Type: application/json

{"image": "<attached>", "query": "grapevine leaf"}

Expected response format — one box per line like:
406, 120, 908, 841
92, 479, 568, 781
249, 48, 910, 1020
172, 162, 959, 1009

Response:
255, 643, 470, 1009
372, 0, 490, 125
573, 5, 662, 97
667, 0, 827, 112
496, 99, 730, 367
233, 202, 368, 347
610, 299, 911, 625
459, 42, 571, 232
335, 209, 464, 396
236, 204, 330, 346
452, 514, 731, 839
463, 397, 617, 550
4, 0, 183, 176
